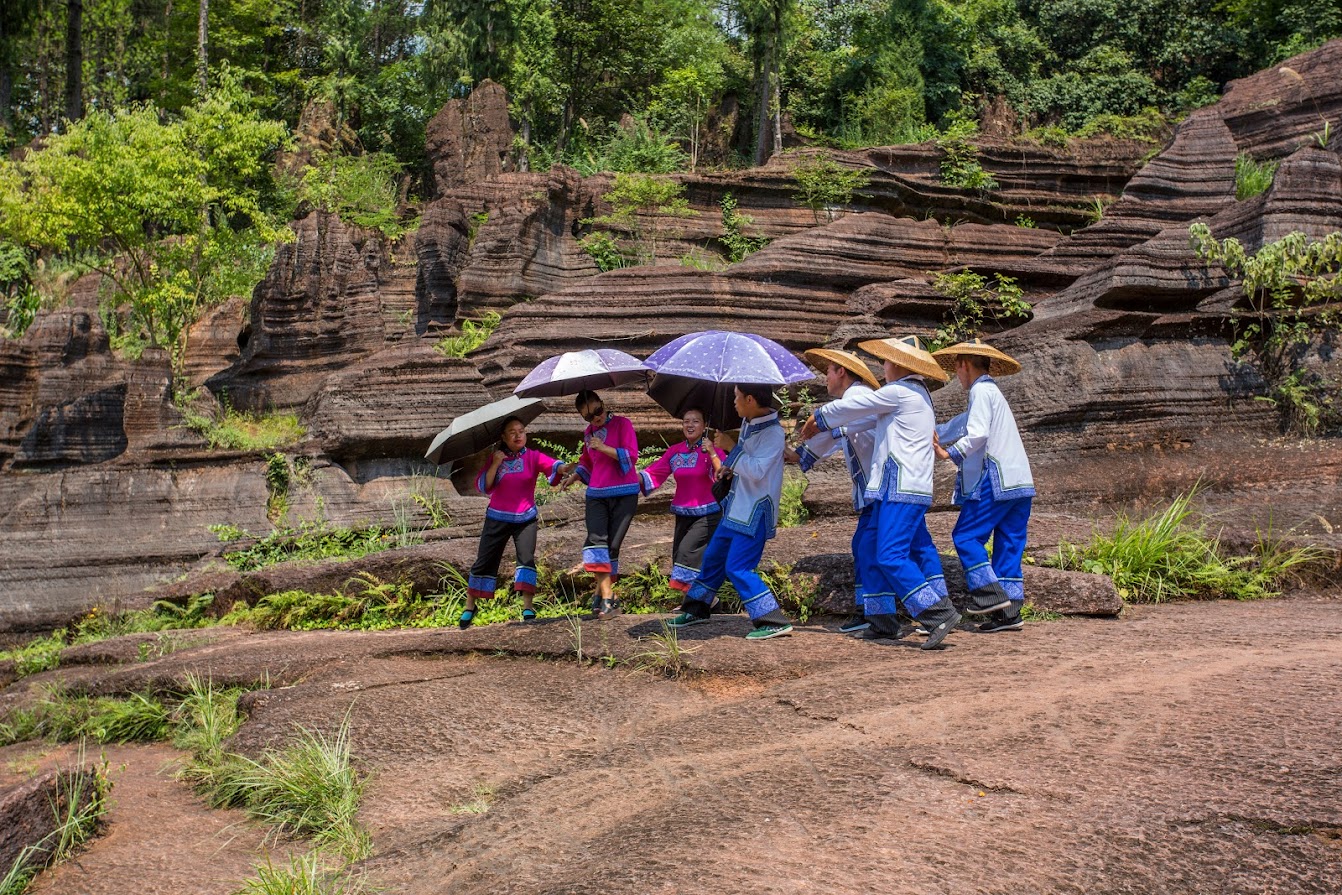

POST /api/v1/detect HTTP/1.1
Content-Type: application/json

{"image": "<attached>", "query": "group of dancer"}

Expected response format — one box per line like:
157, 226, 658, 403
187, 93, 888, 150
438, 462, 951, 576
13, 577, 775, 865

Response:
458, 335, 1034, 651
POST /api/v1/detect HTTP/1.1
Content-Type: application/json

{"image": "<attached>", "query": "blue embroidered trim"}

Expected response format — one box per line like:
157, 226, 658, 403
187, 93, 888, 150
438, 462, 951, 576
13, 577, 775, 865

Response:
720, 493, 776, 540
467, 575, 497, 594
965, 561, 997, 592
574, 465, 591, 484
866, 457, 933, 506
615, 447, 633, 475
796, 444, 820, 473
670, 563, 699, 583
585, 482, 640, 498
671, 501, 720, 517
1000, 578, 1025, 603
638, 469, 655, 494
514, 566, 538, 587
903, 583, 941, 617
485, 506, 539, 523
583, 546, 610, 566
668, 450, 699, 471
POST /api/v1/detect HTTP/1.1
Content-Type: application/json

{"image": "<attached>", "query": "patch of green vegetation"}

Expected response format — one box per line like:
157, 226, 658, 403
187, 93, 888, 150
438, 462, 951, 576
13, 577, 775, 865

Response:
447, 783, 496, 816
300, 152, 418, 241
578, 231, 627, 272
233, 851, 374, 895
1234, 153, 1279, 201
792, 155, 872, 223
211, 521, 418, 573
627, 621, 700, 678
434, 311, 502, 358
1190, 225, 1342, 435
719, 192, 769, 263
0, 596, 218, 681
935, 117, 998, 192
778, 470, 810, 528
0, 746, 110, 895
760, 562, 822, 624
0, 688, 170, 748
1047, 490, 1325, 603
929, 271, 1032, 350
614, 564, 682, 614
1015, 215, 1036, 229
176, 390, 306, 452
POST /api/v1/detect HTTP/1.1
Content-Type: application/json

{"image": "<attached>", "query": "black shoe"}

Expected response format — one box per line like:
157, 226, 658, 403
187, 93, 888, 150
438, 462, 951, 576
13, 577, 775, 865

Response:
838, 615, 870, 634
861, 613, 903, 640
917, 598, 962, 650
596, 598, 621, 619
977, 608, 1024, 633
965, 582, 1011, 615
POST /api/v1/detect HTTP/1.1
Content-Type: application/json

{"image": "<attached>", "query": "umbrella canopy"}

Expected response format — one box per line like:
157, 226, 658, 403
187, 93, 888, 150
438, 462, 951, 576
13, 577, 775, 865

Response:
645, 331, 812, 430
425, 395, 547, 465
644, 331, 812, 385
513, 349, 649, 398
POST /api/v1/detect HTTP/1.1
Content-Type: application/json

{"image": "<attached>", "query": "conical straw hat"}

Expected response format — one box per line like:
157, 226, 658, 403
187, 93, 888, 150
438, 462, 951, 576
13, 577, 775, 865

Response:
802, 348, 880, 390
931, 338, 1022, 376
857, 336, 950, 383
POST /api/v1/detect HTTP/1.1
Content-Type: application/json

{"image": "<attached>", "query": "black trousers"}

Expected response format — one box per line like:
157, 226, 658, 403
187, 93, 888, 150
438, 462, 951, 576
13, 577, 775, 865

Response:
582, 493, 639, 575
468, 517, 539, 599
669, 511, 721, 590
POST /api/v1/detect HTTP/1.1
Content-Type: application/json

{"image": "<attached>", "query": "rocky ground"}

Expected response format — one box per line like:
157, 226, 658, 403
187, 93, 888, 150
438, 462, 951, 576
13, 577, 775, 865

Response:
4, 588, 1340, 895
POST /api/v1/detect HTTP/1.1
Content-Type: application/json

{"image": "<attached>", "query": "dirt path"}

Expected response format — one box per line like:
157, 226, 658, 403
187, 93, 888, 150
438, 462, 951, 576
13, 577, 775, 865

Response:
9, 594, 1342, 894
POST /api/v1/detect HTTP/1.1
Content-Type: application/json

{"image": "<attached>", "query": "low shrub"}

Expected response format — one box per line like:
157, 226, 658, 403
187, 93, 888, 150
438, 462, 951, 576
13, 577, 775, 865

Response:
434, 311, 502, 358
212, 521, 415, 572
1048, 490, 1325, 602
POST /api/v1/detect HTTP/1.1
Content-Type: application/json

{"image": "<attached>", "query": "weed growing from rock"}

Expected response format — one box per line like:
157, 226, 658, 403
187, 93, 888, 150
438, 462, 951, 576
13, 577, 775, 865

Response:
1234, 153, 1279, 201
175, 389, 306, 452
0, 745, 110, 895
792, 155, 871, 223
434, 311, 502, 358
211, 521, 418, 572
1048, 490, 1325, 602
233, 851, 374, 895
628, 621, 700, 678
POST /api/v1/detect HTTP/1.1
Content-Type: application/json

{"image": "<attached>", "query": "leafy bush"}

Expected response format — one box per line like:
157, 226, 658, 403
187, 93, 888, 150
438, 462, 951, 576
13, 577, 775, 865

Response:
434, 311, 502, 358
301, 151, 415, 240
792, 156, 871, 223
935, 118, 998, 191
570, 117, 688, 175
1189, 224, 1342, 434
175, 390, 306, 452
585, 173, 697, 264
578, 232, 627, 272
760, 562, 821, 624
1047, 491, 1325, 602
930, 271, 1032, 349
1234, 154, 1279, 201
719, 193, 769, 263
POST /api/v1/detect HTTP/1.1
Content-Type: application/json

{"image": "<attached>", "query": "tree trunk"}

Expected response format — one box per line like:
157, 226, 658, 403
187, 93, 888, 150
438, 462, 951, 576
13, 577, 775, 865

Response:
753, 48, 773, 166
772, 67, 782, 157
196, 0, 208, 94
64, 0, 83, 123
0, 65, 12, 135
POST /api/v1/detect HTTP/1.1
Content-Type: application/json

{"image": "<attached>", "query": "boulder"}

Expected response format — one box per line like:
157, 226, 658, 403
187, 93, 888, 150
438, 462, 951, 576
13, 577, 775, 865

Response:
426, 80, 515, 195
0, 768, 102, 874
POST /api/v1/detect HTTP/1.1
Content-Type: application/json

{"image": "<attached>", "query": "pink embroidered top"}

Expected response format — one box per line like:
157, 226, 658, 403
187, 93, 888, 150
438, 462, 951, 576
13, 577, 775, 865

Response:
475, 448, 563, 523
574, 414, 641, 498
639, 440, 727, 516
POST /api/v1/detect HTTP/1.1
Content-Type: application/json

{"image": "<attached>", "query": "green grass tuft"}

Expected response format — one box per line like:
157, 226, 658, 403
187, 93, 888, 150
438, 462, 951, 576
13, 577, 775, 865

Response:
435, 311, 501, 358
1047, 490, 1325, 603
778, 470, 810, 528
1234, 153, 1279, 201
233, 851, 374, 895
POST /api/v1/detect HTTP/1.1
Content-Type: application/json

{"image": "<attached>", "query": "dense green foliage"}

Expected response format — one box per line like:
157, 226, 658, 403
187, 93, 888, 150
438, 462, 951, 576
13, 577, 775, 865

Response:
930, 270, 1032, 348
1189, 224, 1342, 434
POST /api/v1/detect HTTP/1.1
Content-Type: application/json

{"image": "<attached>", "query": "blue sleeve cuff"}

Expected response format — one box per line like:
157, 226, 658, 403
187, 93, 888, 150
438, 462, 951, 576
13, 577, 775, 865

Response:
546, 464, 565, 486
813, 408, 829, 431
475, 469, 489, 494
724, 444, 743, 469
947, 443, 966, 467
797, 445, 819, 473
638, 469, 655, 494
575, 465, 591, 484
615, 447, 633, 475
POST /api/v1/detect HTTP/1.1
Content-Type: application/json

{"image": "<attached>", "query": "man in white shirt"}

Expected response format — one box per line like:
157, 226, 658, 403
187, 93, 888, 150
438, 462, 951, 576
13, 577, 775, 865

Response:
670, 384, 794, 641
799, 337, 963, 650
932, 339, 1035, 633
793, 348, 880, 633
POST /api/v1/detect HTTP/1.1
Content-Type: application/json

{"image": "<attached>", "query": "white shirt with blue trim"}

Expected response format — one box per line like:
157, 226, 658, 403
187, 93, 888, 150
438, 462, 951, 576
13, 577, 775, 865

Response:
721, 410, 785, 539
814, 376, 937, 506
797, 382, 877, 511
943, 375, 1034, 504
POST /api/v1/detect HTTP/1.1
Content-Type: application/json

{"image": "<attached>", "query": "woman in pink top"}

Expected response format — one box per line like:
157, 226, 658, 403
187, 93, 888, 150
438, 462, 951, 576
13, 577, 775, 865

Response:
639, 408, 726, 592
461, 416, 574, 629
561, 390, 641, 618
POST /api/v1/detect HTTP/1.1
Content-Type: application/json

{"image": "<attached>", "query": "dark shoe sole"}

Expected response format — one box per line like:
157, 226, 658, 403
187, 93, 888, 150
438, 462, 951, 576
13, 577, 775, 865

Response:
977, 618, 1024, 632
839, 621, 871, 634
921, 612, 962, 650
964, 598, 1011, 615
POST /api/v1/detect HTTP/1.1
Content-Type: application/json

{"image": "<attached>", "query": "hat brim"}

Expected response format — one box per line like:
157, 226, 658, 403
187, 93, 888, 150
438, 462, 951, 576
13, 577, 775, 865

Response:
802, 349, 881, 390
856, 339, 950, 382
931, 343, 1022, 376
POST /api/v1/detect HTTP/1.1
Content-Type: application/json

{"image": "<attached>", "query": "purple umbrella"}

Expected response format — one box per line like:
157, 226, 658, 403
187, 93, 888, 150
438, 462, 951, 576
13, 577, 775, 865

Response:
645, 331, 812, 429
513, 349, 649, 398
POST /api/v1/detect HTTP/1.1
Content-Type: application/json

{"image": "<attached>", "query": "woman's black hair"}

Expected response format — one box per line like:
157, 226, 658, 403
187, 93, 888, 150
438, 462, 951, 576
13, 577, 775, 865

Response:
735, 383, 774, 408
574, 389, 602, 412
498, 415, 526, 452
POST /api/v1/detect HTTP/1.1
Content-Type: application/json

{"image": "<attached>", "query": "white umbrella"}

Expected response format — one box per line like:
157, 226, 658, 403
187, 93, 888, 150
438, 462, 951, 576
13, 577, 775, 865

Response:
424, 395, 547, 465
513, 349, 649, 398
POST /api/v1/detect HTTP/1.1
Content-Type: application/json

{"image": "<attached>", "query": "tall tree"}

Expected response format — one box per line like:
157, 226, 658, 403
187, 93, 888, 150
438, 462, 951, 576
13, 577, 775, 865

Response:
64, 0, 82, 122
197, 0, 208, 95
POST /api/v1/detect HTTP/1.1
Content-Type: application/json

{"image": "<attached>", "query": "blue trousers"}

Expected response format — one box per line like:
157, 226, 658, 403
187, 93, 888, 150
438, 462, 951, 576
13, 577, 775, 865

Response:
851, 506, 874, 610
685, 525, 779, 621
952, 496, 1032, 604
866, 500, 942, 618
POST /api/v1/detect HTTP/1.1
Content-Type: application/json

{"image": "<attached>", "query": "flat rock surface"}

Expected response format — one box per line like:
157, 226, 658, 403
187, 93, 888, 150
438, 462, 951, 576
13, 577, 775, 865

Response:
6, 592, 1341, 894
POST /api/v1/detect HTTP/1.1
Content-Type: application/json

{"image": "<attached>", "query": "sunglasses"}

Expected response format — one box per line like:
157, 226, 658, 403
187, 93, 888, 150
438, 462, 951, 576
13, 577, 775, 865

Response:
581, 405, 606, 422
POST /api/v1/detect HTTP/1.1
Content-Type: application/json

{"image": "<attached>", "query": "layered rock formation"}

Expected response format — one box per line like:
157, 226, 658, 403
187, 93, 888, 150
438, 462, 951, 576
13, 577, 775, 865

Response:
2, 41, 1340, 630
